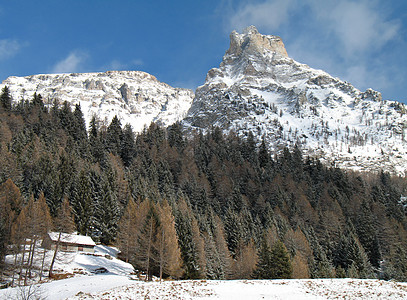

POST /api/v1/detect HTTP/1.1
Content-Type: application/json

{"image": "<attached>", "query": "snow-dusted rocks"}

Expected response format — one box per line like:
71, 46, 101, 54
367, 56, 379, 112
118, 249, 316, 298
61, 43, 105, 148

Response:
1, 71, 194, 132
184, 26, 407, 175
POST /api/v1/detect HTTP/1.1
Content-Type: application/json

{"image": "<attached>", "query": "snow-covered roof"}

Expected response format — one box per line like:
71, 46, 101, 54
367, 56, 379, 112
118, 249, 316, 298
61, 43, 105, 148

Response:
48, 232, 96, 247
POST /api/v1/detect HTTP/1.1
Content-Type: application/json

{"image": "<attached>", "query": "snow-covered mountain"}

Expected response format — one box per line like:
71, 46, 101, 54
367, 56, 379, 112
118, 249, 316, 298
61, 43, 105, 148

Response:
184, 26, 407, 175
1, 71, 194, 132
2, 26, 407, 175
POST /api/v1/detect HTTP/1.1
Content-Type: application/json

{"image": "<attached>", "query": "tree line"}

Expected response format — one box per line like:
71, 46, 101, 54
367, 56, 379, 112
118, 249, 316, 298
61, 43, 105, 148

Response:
1, 86, 407, 282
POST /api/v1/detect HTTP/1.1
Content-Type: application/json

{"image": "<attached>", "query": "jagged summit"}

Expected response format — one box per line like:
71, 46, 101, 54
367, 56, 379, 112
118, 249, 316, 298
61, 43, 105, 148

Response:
185, 27, 407, 175
226, 25, 288, 58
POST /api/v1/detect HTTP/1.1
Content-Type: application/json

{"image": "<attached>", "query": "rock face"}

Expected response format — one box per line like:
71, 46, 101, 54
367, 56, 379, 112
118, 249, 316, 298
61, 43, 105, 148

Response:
184, 26, 407, 175
1, 71, 194, 132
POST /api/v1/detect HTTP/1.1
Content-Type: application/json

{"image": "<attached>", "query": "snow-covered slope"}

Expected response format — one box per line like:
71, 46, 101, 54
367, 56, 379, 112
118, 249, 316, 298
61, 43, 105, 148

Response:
184, 26, 407, 175
1, 71, 194, 132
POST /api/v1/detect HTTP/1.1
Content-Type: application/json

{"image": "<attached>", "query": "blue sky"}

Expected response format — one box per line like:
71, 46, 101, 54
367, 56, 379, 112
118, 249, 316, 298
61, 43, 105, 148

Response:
1, 0, 406, 103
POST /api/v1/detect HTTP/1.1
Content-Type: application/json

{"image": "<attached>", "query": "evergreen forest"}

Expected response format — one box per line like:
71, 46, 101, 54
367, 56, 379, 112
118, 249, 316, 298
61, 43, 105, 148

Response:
1, 86, 407, 281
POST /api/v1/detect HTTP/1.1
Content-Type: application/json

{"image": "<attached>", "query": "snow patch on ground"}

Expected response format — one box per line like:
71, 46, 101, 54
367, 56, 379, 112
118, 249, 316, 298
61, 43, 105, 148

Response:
3, 278, 405, 300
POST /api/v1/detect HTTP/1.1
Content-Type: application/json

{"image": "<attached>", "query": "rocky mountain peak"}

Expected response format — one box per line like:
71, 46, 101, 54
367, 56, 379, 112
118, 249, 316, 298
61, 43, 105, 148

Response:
226, 25, 288, 59
185, 27, 407, 175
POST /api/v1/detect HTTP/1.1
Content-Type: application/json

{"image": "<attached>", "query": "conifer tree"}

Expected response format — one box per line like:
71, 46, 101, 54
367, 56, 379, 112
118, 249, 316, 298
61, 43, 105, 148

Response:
121, 123, 135, 167
105, 115, 123, 155
71, 171, 92, 235
157, 199, 183, 279
0, 86, 12, 110
269, 240, 292, 279
232, 239, 257, 279
174, 197, 205, 279
253, 236, 273, 279
116, 197, 138, 263
93, 181, 120, 244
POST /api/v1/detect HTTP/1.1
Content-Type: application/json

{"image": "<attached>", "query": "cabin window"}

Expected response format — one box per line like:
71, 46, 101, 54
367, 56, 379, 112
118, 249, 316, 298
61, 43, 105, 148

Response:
78, 246, 83, 251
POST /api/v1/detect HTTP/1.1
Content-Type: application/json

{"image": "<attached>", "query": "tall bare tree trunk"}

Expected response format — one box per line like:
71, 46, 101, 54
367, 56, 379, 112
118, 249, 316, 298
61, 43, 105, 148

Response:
146, 220, 153, 281
11, 243, 20, 287
19, 239, 26, 285
23, 240, 33, 285
159, 229, 164, 281
25, 238, 37, 285
48, 232, 61, 278
39, 247, 47, 281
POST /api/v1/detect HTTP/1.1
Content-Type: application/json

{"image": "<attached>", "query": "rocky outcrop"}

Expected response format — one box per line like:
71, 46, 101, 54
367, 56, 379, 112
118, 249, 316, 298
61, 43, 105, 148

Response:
1, 71, 194, 132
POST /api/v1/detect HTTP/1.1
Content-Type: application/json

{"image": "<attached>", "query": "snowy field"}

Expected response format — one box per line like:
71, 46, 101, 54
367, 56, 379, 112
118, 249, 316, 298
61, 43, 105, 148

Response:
1, 276, 407, 299
1, 244, 407, 299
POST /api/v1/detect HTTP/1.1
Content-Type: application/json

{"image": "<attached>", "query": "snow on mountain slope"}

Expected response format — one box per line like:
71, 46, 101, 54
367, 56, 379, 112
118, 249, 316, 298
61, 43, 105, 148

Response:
184, 26, 407, 175
1, 71, 194, 132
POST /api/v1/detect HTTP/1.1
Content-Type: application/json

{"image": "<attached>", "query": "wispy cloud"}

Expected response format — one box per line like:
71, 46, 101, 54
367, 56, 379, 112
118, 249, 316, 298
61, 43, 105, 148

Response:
52, 51, 88, 73
0, 39, 23, 60
225, 0, 297, 32
309, 0, 400, 57
131, 59, 143, 66
107, 58, 144, 71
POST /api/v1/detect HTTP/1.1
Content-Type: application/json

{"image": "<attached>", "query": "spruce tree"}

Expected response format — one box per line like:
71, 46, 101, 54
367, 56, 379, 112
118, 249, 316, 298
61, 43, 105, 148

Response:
269, 240, 293, 279
105, 115, 123, 155
253, 237, 272, 279
0, 86, 12, 110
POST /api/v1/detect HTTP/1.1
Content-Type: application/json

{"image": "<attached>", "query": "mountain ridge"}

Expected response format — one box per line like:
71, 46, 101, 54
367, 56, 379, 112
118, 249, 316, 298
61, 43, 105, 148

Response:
1, 70, 194, 132
1, 26, 407, 175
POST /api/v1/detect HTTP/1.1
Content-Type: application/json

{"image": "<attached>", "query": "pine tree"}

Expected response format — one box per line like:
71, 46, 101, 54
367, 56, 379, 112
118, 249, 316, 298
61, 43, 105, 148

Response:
0, 86, 12, 110
232, 239, 257, 279
157, 199, 183, 279
258, 135, 270, 168
72, 104, 87, 142
121, 124, 135, 166
116, 197, 138, 263
253, 236, 272, 279
89, 115, 105, 163
105, 115, 123, 155
269, 240, 292, 279
135, 201, 161, 281
93, 181, 120, 244
174, 197, 205, 279
71, 171, 92, 235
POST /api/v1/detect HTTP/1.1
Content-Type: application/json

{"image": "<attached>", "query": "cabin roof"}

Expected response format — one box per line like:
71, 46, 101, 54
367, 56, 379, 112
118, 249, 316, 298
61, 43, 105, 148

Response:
47, 232, 96, 247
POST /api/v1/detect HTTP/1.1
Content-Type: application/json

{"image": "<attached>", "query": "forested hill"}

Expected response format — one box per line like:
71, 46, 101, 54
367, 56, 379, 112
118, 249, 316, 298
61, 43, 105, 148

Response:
1, 88, 407, 281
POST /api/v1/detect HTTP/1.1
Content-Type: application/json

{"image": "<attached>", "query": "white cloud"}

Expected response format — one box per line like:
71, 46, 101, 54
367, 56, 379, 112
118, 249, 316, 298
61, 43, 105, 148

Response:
131, 59, 143, 66
108, 60, 126, 70
226, 0, 297, 32
0, 39, 22, 60
309, 0, 400, 56
52, 51, 88, 73
105, 59, 144, 71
